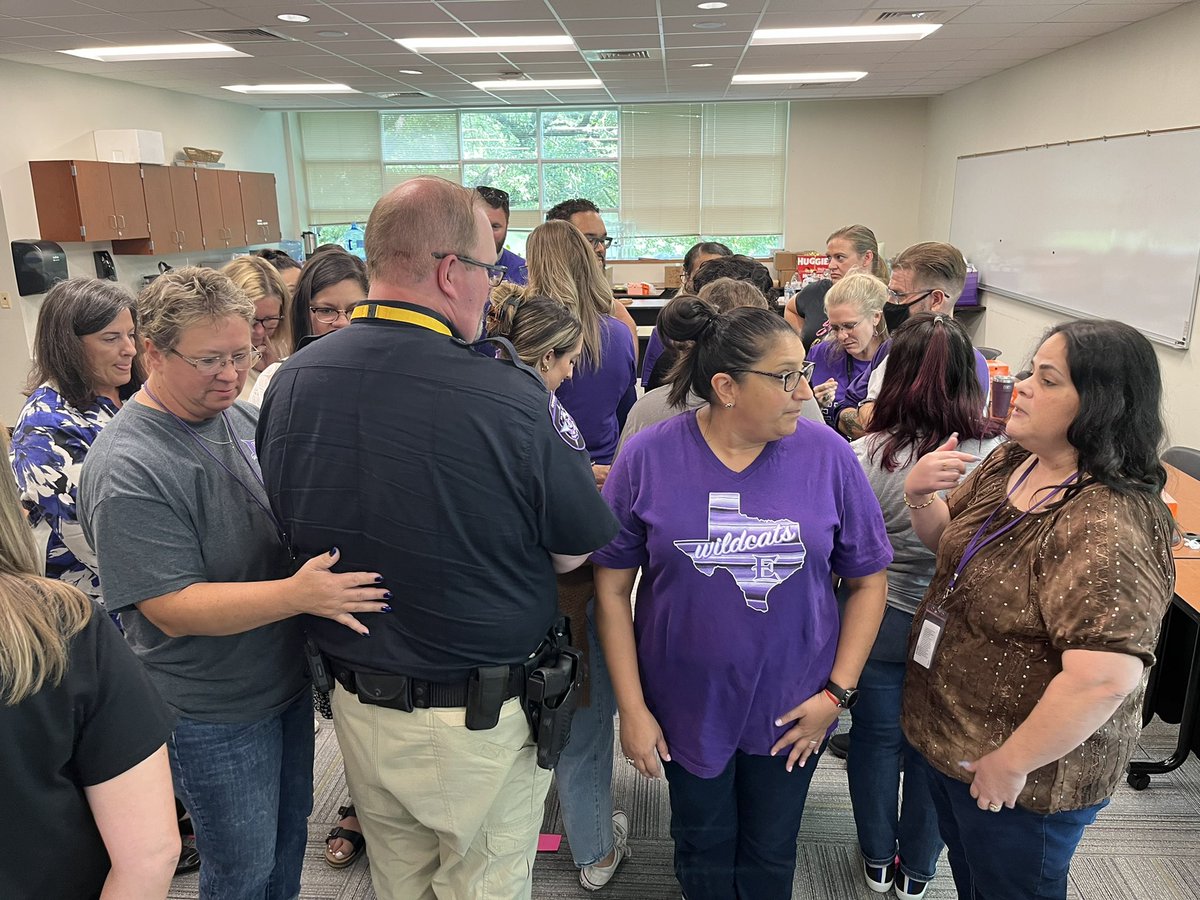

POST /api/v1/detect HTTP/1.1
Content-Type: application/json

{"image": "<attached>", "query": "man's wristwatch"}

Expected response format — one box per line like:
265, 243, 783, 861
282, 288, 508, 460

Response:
823, 680, 859, 710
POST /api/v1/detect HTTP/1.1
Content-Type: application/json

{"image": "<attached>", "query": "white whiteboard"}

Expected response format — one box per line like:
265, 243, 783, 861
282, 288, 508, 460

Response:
949, 129, 1200, 348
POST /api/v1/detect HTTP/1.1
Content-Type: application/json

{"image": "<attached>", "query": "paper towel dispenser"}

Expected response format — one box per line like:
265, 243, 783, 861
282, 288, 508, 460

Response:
11, 239, 67, 296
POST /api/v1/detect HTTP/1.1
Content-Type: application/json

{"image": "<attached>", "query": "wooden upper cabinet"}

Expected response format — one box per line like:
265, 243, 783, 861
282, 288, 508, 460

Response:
29, 160, 149, 243
169, 168, 204, 253
32, 159, 282, 252
240, 172, 282, 245
218, 170, 246, 247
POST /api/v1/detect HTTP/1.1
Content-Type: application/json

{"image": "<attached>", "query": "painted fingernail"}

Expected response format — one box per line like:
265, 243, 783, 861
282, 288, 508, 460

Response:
375, 575, 384, 584
330, 547, 339, 556
383, 591, 393, 600
381, 605, 393, 613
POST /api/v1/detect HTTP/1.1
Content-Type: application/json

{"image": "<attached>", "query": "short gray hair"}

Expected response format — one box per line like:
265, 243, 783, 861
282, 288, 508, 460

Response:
138, 266, 254, 350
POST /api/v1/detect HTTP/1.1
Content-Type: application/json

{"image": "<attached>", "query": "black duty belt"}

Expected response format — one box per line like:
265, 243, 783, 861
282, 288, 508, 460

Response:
333, 664, 526, 713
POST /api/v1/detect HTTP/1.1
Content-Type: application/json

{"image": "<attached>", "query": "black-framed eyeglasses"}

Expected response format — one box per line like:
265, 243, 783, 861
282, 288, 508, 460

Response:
253, 315, 284, 330
732, 362, 815, 393
170, 348, 261, 375
431, 251, 508, 286
309, 306, 356, 325
475, 185, 509, 206
885, 288, 935, 306
587, 235, 614, 250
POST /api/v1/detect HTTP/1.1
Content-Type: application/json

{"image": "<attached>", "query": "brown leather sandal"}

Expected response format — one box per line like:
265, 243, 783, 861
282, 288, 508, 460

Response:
324, 804, 366, 869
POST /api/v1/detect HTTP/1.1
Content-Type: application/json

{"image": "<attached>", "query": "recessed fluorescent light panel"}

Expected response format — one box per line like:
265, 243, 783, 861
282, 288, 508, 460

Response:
223, 83, 359, 94
277, 13, 310, 23
697, 2, 728, 8
731, 71, 867, 84
61, 42, 250, 62
473, 78, 602, 91
397, 35, 575, 54
750, 24, 941, 45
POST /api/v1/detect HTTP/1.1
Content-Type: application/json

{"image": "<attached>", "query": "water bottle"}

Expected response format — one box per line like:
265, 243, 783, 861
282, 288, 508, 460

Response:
786, 272, 802, 302
344, 222, 366, 260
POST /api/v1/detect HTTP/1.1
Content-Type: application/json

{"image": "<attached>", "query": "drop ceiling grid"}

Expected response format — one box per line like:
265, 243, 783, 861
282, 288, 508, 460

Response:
0, 0, 1187, 108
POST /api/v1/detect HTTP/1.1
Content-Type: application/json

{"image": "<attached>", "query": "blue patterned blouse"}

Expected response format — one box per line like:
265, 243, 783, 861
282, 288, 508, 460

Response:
10, 384, 120, 607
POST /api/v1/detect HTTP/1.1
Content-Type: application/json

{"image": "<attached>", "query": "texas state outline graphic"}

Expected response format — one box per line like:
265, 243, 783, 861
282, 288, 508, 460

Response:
673, 492, 807, 613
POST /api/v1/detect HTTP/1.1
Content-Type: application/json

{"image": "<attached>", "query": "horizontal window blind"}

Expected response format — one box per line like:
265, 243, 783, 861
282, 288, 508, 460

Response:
296, 103, 788, 248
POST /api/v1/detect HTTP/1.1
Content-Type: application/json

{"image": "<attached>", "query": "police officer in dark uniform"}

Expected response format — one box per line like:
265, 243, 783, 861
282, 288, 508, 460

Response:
256, 176, 618, 900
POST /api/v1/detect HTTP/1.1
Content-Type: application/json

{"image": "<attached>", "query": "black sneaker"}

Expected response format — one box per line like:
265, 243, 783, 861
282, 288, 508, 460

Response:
863, 857, 896, 893
828, 732, 850, 759
895, 872, 929, 899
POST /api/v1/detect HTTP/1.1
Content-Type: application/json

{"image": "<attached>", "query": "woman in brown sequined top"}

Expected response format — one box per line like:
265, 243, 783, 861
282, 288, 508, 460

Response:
898, 319, 1175, 900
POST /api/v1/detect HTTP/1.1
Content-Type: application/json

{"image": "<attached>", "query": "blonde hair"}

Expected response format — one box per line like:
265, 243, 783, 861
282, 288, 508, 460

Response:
0, 425, 93, 706
139, 266, 254, 351
821, 270, 889, 361
828, 224, 889, 282
524, 219, 615, 368
488, 292, 583, 371
221, 256, 292, 357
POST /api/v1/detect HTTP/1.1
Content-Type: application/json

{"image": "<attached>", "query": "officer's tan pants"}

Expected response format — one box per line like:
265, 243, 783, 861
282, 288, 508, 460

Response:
331, 687, 551, 900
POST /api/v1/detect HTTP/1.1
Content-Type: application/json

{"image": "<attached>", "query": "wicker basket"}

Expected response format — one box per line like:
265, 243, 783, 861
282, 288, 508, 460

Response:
182, 147, 223, 164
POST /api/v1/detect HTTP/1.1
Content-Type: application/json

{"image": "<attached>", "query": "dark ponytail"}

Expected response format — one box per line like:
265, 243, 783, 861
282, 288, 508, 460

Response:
661, 293, 794, 408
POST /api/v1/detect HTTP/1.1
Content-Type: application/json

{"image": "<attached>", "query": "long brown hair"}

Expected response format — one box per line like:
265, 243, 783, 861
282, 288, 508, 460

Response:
525, 219, 615, 368
0, 425, 93, 706
25, 277, 141, 412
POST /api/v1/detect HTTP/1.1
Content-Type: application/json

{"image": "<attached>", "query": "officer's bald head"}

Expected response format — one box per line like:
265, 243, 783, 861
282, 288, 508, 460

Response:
366, 177, 486, 286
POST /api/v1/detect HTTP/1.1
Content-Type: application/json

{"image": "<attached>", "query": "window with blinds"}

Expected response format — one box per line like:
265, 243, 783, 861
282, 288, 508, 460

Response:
296, 102, 787, 257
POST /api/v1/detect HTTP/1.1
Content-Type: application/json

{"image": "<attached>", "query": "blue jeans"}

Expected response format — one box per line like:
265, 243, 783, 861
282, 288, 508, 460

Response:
846, 606, 942, 882
169, 691, 315, 900
555, 604, 618, 867
913, 753, 1107, 899
664, 749, 822, 900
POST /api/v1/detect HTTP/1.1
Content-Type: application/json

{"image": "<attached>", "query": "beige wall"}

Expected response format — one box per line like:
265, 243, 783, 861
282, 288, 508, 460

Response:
918, 2, 1200, 447
785, 98, 928, 258
0, 58, 294, 423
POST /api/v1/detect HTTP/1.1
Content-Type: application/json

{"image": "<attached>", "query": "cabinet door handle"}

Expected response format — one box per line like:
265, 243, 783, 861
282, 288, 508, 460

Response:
109, 214, 118, 230
170, 230, 179, 245
117, 215, 126, 229
178, 229, 186, 246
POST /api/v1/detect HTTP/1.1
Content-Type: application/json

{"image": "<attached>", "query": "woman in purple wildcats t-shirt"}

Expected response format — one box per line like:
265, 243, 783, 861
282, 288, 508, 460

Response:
592, 297, 892, 900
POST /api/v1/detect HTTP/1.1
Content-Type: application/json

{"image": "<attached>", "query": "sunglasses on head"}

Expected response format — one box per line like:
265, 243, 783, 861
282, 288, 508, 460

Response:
476, 186, 509, 206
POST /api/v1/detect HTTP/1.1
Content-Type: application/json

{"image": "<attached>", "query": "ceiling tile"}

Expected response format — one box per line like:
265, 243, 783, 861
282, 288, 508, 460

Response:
440, 1, 561, 23
949, 4, 1076, 25
1052, 3, 1179, 24
561, 18, 661, 37
335, 4, 461, 26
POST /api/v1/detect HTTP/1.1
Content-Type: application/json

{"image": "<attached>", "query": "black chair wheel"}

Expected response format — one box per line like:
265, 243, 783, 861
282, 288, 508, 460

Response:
1127, 772, 1151, 791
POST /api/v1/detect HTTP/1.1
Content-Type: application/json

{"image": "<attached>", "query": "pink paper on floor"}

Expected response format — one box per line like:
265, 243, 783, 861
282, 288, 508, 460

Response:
537, 833, 562, 852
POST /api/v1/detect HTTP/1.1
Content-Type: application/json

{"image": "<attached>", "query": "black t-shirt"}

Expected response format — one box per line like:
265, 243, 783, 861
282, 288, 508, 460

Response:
795, 279, 832, 350
0, 609, 174, 900
257, 302, 620, 680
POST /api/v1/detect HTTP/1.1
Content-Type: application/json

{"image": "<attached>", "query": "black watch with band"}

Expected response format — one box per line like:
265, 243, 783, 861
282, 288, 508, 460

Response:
824, 680, 859, 709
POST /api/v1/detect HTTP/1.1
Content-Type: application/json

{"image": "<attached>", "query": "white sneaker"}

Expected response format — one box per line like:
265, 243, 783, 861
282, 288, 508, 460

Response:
579, 810, 631, 891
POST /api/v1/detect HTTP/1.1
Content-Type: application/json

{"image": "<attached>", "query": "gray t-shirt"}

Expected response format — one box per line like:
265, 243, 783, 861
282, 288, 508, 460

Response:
79, 399, 306, 723
851, 432, 1004, 616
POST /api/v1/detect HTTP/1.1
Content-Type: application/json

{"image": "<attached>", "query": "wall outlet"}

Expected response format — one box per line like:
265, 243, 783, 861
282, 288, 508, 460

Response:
0, 291, 11, 309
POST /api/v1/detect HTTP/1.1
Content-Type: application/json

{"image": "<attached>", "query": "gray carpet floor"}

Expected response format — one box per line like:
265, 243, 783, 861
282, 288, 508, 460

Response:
167, 714, 1200, 899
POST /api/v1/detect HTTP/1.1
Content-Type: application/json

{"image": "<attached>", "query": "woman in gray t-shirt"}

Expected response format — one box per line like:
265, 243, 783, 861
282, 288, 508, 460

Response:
843, 312, 1004, 900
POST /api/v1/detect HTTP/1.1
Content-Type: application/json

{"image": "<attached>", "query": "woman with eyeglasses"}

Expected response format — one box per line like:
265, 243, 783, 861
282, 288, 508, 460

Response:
784, 224, 889, 351
221, 256, 292, 403
10, 278, 139, 617
593, 295, 891, 900
248, 248, 368, 407
77, 267, 390, 900
807, 271, 890, 440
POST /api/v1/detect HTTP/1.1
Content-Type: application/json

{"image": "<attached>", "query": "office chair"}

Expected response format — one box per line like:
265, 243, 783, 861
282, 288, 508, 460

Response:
1163, 445, 1200, 480
975, 346, 1002, 360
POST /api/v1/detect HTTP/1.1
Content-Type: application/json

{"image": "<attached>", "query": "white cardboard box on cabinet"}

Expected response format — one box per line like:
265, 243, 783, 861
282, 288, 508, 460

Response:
93, 130, 166, 165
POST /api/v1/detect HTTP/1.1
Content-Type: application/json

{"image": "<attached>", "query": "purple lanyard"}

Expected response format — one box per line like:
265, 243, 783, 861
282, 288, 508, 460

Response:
946, 461, 1077, 595
141, 385, 282, 537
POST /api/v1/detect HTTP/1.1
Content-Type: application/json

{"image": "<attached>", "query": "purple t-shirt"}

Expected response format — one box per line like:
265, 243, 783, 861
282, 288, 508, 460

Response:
807, 339, 881, 428
592, 412, 893, 777
641, 328, 665, 388
555, 315, 637, 465
497, 247, 527, 285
